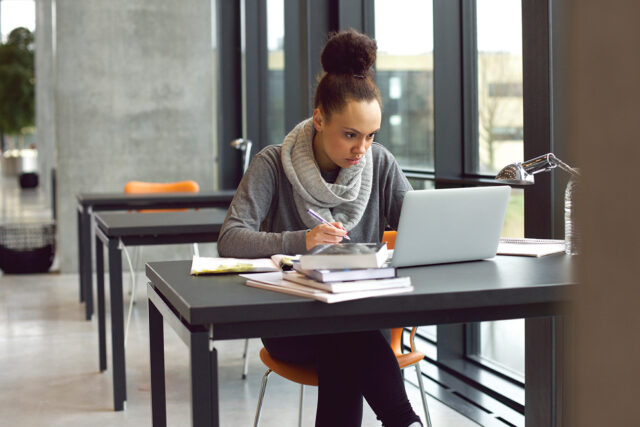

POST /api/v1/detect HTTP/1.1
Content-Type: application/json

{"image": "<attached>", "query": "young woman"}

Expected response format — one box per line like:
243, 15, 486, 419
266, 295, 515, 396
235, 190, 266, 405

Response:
218, 29, 422, 427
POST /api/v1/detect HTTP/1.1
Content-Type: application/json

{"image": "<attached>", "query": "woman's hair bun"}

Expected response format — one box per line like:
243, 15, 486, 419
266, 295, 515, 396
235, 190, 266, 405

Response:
321, 29, 377, 76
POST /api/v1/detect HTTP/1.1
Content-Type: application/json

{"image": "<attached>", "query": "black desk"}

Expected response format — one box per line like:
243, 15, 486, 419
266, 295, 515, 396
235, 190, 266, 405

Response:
145, 255, 576, 427
76, 190, 235, 320
94, 209, 228, 411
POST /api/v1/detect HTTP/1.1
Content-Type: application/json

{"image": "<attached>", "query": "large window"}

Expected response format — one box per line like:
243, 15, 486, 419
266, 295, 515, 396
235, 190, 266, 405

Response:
475, 0, 524, 175
220, 1, 556, 423
470, 0, 525, 382
266, 0, 285, 146
374, 0, 434, 172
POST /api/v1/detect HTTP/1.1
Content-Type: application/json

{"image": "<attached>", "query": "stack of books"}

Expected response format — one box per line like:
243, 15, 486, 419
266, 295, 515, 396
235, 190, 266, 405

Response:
240, 242, 413, 303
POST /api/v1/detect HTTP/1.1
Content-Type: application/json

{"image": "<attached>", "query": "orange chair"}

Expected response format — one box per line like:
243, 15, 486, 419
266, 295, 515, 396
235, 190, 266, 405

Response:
122, 180, 200, 345
252, 231, 432, 427
124, 180, 200, 212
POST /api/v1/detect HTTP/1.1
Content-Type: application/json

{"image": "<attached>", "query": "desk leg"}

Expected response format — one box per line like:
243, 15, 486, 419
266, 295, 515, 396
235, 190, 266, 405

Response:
96, 236, 107, 372
108, 237, 127, 411
190, 330, 215, 427
77, 208, 84, 303
149, 298, 166, 427
525, 316, 566, 427
83, 209, 94, 320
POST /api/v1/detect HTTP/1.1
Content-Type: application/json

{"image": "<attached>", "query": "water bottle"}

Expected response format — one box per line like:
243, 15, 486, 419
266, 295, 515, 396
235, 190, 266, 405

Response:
564, 176, 579, 255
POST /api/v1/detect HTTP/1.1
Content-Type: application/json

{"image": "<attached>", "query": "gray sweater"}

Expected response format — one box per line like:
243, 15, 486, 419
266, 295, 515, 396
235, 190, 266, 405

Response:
217, 142, 412, 258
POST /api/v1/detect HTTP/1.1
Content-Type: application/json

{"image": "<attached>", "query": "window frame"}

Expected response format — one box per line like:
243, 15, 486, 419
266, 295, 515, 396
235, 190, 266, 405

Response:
217, 0, 564, 422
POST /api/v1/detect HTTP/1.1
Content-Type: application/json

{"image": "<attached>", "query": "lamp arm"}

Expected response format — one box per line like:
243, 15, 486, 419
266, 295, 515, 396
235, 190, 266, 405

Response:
548, 154, 580, 177
522, 153, 580, 177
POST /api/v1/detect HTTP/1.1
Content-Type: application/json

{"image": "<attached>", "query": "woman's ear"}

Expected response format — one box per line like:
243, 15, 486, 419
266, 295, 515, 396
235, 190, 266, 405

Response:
312, 108, 324, 132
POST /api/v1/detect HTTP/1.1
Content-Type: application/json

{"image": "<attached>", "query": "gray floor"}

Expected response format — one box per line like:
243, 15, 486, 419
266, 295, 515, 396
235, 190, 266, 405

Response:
0, 172, 478, 426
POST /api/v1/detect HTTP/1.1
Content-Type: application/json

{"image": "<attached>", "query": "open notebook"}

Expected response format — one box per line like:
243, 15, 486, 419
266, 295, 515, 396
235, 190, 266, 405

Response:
190, 254, 298, 275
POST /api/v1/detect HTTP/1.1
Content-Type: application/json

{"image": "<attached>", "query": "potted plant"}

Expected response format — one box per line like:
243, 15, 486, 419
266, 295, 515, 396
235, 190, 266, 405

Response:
0, 27, 35, 177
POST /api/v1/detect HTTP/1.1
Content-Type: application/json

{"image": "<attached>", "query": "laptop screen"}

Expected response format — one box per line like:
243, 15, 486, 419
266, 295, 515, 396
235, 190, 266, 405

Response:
391, 186, 511, 267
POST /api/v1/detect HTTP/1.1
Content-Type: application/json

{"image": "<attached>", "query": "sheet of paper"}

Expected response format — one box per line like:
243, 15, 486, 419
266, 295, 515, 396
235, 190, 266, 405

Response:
190, 256, 278, 275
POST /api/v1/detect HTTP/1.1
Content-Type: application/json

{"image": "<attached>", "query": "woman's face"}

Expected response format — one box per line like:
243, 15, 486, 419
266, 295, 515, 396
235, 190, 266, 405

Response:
312, 99, 381, 172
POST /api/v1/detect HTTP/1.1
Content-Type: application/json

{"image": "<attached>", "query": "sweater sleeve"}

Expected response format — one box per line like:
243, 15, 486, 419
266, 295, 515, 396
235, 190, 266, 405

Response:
378, 145, 413, 230
217, 150, 308, 258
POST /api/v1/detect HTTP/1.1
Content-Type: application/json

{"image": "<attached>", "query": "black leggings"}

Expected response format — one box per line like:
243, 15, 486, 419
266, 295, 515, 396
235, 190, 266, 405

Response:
262, 330, 421, 427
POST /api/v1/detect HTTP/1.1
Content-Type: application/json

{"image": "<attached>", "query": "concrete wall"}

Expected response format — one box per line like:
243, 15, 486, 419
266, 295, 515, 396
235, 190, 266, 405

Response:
50, 0, 217, 272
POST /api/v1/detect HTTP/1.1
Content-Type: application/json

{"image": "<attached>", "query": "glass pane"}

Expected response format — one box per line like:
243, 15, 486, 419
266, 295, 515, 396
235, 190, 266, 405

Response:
502, 187, 524, 238
266, 0, 285, 146
406, 178, 434, 191
374, 0, 434, 171
475, 188, 524, 380
479, 319, 524, 380
417, 325, 437, 342
0, 0, 35, 42
476, 0, 523, 175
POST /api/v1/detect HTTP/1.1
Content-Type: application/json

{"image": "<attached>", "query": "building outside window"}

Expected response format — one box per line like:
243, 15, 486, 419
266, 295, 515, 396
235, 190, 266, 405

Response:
374, 0, 434, 172
266, 0, 285, 146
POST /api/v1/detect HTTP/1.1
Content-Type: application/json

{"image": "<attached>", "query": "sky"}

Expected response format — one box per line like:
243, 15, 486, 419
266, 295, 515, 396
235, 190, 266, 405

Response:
2, 0, 522, 54
268, 0, 523, 55
0, 0, 35, 42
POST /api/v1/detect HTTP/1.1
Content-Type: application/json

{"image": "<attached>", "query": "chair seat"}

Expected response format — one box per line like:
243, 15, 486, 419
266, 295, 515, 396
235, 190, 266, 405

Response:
396, 351, 425, 369
259, 347, 319, 386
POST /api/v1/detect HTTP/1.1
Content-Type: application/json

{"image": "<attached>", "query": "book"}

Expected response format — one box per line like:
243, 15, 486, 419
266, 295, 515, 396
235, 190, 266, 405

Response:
298, 242, 388, 270
293, 262, 396, 283
283, 271, 411, 293
497, 238, 566, 257
240, 272, 413, 304
190, 254, 301, 275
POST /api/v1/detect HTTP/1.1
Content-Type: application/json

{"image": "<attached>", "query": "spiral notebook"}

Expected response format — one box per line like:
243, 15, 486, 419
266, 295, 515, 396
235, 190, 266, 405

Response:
497, 238, 565, 257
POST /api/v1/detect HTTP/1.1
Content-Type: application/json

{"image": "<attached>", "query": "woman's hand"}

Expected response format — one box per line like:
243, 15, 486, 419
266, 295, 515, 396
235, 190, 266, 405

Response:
306, 222, 348, 250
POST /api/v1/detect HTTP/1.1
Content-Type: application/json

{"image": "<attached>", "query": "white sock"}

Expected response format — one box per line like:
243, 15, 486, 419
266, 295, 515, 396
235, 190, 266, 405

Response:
408, 422, 423, 427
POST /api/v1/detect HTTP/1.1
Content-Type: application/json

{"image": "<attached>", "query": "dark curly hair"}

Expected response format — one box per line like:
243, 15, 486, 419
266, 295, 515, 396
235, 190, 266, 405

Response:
314, 29, 382, 120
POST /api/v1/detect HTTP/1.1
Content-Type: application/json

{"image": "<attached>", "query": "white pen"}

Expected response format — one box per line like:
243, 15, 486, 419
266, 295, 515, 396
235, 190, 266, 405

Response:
306, 208, 351, 240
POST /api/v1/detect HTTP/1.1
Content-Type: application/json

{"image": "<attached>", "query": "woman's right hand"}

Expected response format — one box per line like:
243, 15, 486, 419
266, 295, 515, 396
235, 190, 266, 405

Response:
305, 222, 348, 250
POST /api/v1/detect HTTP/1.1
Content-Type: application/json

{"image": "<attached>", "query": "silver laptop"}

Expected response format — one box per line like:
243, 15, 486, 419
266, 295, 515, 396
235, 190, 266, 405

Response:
391, 186, 511, 267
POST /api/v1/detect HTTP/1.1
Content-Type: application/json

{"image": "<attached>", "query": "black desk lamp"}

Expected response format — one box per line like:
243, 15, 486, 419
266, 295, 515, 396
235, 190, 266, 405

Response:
495, 153, 580, 254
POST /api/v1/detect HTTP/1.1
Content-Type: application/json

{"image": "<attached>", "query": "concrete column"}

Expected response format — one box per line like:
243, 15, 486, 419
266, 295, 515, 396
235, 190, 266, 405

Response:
54, 0, 215, 272
35, 0, 56, 216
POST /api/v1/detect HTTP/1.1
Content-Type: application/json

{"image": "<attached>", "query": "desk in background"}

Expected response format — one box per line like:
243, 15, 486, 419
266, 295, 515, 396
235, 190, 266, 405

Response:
145, 255, 576, 427
76, 190, 235, 320
94, 209, 228, 411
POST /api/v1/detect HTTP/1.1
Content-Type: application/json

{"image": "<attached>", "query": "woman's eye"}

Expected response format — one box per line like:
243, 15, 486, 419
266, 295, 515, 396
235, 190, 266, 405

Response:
368, 132, 377, 140
345, 132, 356, 139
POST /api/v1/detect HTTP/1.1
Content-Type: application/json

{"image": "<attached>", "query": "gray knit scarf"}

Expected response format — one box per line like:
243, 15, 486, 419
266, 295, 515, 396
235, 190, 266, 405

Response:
281, 118, 373, 231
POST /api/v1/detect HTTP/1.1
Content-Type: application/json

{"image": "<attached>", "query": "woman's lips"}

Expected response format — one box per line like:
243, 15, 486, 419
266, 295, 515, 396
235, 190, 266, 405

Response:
346, 157, 362, 166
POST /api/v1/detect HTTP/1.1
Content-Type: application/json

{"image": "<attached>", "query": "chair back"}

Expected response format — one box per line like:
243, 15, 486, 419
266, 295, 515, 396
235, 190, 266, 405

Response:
124, 180, 200, 194
124, 180, 199, 212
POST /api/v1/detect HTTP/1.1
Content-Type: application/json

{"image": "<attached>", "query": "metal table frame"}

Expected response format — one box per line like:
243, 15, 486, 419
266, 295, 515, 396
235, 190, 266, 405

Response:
145, 256, 576, 426
76, 190, 235, 320
93, 210, 228, 411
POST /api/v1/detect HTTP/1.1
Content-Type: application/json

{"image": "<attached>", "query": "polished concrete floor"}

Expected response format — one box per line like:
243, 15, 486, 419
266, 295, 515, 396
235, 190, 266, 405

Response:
0, 172, 478, 426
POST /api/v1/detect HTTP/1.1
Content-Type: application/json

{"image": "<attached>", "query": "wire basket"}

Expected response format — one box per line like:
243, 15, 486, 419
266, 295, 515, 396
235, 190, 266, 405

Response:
0, 222, 56, 274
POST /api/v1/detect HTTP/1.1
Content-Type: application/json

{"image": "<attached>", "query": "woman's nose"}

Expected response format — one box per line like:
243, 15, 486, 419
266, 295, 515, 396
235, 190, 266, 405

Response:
353, 138, 367, 154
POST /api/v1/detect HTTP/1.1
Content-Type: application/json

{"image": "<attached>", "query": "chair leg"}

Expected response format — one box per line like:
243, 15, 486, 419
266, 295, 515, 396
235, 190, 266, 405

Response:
298, 384, 304, 427
414, 364, 432, 427
253, 369, 272, 427
242, 338, 250, 379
